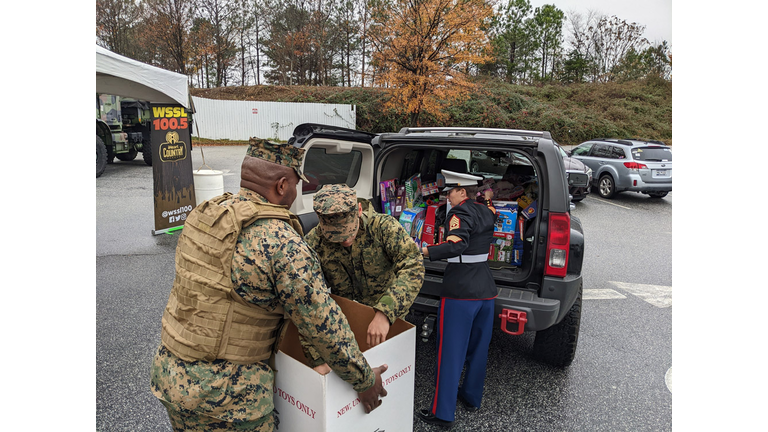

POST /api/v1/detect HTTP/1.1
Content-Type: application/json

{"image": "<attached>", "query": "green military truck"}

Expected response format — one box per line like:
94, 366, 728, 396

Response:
96, 94, 153, 177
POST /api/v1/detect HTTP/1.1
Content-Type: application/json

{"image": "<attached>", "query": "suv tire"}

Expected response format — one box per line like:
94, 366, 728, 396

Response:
97, 135, 108, 178
470, 161, 479, 172
597, 174, 616, 199
532, 283, 582, 367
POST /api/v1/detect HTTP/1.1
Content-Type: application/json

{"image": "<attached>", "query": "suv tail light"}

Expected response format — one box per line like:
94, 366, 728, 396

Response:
545, 212, 570, 277
623, 162, 648, 171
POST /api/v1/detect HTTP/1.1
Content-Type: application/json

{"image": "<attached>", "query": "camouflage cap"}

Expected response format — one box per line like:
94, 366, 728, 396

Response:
313, 184, 359, 243
246, 137, 309, 182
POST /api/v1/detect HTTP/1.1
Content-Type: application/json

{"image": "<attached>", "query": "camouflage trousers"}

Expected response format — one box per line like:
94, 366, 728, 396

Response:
161, 400, 275, 432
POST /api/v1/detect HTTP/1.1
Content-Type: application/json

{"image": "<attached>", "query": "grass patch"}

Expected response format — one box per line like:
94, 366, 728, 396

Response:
192, 137, 249, 146
191, 77, 672, 146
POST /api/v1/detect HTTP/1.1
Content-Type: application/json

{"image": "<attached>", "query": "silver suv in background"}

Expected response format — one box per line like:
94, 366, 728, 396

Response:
571, 138, 672, 199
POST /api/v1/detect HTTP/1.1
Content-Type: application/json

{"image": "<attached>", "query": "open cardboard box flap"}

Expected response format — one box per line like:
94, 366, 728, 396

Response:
278, 294, 414, 364
273, 294, 416, 432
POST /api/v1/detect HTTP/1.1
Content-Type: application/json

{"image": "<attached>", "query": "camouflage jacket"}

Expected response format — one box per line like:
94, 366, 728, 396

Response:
150, 188, 375, 423
305, 198, 425, 324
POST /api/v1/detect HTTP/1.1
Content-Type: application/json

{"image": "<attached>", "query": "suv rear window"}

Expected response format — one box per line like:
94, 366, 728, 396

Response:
631, 147, 672, 161
302, 147, 362, 194
455, 149, 532, 178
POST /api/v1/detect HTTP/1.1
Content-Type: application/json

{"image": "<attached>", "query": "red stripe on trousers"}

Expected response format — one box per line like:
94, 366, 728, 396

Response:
431, 298, 446, 414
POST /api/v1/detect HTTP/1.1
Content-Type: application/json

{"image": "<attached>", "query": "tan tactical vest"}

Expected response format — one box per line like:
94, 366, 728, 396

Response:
160, 192, 305, 365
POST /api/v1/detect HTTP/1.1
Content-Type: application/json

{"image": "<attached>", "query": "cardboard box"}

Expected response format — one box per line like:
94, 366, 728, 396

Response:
493, 201, 518, 210
404, 174, 422, 209
399, 207, 425, 237
380, 179, 397, 214
420, 181, 439, 196
495, 209, 517, 233
273, 295, 416, 432
490, 232, 513, 263
420, 205, 439, 247
521, 200, 537, 220
517, 195, 533, 209
413, 219, 425, 243
393, 186, 407, 218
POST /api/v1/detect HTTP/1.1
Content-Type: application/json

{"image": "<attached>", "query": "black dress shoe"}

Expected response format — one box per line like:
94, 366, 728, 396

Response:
416, 408, 454, 428
458, 394, 480, 412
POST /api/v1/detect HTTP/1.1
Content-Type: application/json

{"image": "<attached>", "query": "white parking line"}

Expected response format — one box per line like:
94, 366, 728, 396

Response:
665, 367, 672, 393
583, 289, 627, 300
585, 196, 632, 210
609, 281, 672, 308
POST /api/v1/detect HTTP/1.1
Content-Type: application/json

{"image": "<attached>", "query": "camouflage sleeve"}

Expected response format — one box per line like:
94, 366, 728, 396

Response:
304, 226, 321, 251
270, 235, 375, 392
374, 215, 425, 323
301, 226, 351, 367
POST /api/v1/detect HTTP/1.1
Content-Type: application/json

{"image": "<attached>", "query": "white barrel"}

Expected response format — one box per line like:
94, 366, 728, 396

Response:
193, 169, 224, 205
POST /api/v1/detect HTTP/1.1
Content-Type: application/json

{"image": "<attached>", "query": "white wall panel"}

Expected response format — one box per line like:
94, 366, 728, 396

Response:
191, 97, 356, 142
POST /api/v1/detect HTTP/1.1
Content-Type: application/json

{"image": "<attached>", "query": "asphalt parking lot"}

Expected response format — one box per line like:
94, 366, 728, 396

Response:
96, 145, 674, 431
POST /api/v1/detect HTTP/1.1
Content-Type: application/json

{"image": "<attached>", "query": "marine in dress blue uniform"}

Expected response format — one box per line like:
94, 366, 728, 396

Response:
417, 170, 498, 428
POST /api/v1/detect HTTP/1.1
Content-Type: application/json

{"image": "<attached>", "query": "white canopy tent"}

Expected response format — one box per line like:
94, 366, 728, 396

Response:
96, 45, 191, 109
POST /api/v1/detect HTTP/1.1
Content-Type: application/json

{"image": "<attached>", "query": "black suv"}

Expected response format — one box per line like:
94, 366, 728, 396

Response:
289, 124, 585, 367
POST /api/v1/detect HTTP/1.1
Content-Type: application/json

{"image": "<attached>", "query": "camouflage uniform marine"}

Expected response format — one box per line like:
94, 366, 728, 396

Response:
150, 140, 375, 431
305, 184, 425, 326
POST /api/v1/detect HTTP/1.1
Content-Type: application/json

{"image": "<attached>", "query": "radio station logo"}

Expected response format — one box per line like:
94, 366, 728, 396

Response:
159, 131, 187, 162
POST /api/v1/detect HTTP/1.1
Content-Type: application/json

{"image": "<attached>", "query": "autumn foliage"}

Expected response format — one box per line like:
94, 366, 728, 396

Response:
369, 0, 494, 126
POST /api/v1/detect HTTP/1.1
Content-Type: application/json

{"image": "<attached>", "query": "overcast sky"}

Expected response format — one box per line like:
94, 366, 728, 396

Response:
529, 0, 673, 48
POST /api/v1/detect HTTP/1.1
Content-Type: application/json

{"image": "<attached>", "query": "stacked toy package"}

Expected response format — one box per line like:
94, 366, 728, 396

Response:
517, 195, 537, 220
404, 174, 422, 209
379, 179, 410, 218
380, 179, 397, 216
399, 207, 426, 245
420, 205, 441, 248
488, 202, 524, 266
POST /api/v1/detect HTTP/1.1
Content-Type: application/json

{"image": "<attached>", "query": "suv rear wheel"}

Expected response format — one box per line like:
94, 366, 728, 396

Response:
532, 283, 582, 367
597, 174, 616, 199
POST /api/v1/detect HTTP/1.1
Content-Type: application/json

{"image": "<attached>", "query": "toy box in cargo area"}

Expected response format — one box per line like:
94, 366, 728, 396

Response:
380, 171, 536, 266
273, 294, 416, 432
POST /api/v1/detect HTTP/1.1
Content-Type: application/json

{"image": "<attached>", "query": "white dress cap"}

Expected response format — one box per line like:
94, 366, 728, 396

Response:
440, 170, 483, 191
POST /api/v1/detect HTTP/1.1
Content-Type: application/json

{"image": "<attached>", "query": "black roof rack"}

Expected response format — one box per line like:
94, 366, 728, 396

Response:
593, 138, 634, 145
397, 127, 552, 140
622, 137, 668, 146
